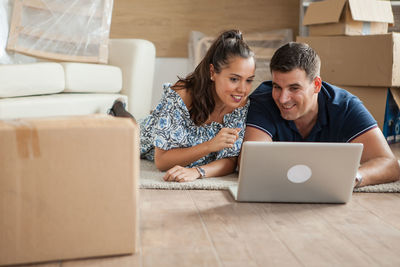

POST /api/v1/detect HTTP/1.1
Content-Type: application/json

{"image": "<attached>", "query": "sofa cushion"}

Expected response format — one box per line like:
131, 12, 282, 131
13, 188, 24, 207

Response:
61, 63, 122, 93
0, 93, 127, 120
0, 62, 65, 97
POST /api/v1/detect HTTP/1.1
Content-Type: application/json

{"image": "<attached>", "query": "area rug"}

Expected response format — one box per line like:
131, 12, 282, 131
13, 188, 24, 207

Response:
139, 160, 400, 193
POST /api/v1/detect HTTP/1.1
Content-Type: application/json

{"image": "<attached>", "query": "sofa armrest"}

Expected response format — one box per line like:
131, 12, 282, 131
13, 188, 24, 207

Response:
108, 39, 156, 120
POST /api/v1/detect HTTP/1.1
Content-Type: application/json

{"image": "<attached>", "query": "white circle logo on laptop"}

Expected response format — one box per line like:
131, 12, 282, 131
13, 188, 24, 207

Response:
287, 164, 312, 183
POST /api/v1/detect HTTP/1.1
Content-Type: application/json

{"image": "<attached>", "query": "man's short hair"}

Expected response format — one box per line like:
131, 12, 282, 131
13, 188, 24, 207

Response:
270, 42, 321, 81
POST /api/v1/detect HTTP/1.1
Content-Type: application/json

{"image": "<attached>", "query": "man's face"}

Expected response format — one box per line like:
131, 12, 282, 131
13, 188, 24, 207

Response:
272, 68, 321, 123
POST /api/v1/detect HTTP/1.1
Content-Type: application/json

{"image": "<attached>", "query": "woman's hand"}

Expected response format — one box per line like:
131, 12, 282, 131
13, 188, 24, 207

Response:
207, 128, 240, 152
163, 165, 201, 182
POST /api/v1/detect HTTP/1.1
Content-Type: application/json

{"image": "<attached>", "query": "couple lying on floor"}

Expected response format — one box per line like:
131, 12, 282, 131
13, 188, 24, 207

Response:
110, 29, 400, 188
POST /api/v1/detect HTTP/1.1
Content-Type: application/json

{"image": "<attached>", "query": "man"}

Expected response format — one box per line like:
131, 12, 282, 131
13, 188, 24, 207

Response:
244, 42, 400, 187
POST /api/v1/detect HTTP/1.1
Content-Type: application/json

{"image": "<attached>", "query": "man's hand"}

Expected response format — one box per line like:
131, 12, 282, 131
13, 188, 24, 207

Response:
352, 127, 400, 186
163, 165, 201, 182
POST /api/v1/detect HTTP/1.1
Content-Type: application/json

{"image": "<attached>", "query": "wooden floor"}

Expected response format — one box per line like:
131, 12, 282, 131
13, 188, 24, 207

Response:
13, 145, 400, 267
14, 190, 400, 267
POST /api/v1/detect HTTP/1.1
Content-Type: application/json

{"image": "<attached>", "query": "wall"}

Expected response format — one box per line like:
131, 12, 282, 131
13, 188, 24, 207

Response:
152, 58, 190, 108
110, 0, 300, 57
110, 0, 300, 108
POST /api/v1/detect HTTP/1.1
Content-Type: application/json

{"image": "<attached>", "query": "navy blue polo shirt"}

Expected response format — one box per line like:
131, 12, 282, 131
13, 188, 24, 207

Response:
246, 81, 377, 142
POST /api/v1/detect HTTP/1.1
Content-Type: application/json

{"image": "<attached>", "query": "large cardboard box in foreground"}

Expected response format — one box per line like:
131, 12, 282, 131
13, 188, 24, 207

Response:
297, 33, 400, 87
342, 86, 400, 144
0, 115, 139, 266
303, 0, 394, 36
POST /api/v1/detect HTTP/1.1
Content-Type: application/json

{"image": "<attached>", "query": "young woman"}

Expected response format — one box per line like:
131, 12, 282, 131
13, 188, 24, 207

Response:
112, 29, 255, 182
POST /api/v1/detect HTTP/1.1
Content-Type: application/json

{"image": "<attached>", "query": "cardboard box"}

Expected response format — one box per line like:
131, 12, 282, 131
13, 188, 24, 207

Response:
383, 88, 400, 144
297, 33, 400, 87
303, 0, 394, 36
0, 115, 139, 266
342, 86, 400, 143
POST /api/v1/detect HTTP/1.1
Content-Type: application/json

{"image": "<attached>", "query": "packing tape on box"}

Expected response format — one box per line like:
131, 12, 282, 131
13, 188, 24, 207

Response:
7, 120, 41, 159
362, 22, 371, 35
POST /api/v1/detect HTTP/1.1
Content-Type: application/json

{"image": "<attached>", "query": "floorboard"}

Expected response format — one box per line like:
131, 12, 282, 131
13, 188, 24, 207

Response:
11, 191, 400, 266
139, 190, 220, 267
257, 201, 374, 266
190, 190, 304, 267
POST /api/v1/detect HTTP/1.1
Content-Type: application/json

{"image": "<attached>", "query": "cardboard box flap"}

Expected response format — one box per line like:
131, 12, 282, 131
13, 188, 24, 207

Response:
349, 0, 394, 23
394, 34, 400, 85
303, 0, 394, 26
390, 88, 400, 107
303, 0, 347, 26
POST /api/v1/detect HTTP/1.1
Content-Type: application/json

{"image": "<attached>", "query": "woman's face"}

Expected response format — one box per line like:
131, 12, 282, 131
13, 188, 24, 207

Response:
210, 56, 256, 109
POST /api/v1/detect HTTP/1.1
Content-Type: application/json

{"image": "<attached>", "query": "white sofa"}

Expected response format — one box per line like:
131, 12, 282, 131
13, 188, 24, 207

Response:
0, 39, 156, 120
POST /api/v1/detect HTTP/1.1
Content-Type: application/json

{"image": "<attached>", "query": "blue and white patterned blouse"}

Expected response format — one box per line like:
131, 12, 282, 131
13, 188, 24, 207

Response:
139, 83, 249, 167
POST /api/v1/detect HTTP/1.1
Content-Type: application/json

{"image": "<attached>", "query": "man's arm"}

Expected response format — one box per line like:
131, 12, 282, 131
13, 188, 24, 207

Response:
243, 126, 273, 143
351, 127, 400, 187
238, 126, 273, 168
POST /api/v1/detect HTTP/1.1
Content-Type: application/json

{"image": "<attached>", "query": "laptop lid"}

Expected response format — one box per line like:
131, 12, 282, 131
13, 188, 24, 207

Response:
234, 141, 363, 203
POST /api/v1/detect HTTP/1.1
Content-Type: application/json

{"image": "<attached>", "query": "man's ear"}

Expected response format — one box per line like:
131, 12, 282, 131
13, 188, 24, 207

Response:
313, 76, 322, 93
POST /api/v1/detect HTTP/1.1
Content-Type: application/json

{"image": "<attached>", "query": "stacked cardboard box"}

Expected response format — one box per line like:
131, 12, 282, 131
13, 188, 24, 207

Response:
298, 0, 400, 143
302, 0, 394, 36
0, 115, 139, 266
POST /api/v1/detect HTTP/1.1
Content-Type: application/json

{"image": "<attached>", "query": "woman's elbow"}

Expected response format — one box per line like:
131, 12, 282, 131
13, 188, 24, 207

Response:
154, 149, 170, 171
154, 157, 171, 172
154, 160, 167, 171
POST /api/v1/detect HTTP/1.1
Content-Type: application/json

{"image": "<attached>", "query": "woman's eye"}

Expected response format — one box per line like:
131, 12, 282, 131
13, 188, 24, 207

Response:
246, 79, 254, 84
230, 77, 238, 82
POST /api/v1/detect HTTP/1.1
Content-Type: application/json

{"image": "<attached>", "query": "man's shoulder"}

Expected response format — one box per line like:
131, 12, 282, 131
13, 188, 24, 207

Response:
322, 81, 376, 124
250, 81, 273, 97
321, 81, 358, 107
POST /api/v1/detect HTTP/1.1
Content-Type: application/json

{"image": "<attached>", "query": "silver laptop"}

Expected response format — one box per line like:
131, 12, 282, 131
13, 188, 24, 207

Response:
229, 141, 363, 203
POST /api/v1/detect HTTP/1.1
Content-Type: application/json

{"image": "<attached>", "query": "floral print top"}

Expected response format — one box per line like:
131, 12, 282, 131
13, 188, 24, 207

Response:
139, 83, 249, 167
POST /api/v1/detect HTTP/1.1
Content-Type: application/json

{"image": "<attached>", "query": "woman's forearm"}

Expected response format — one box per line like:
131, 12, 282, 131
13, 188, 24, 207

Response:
161, 157, 238, 182
154, 142, 212, 171
201, 157, 237, 178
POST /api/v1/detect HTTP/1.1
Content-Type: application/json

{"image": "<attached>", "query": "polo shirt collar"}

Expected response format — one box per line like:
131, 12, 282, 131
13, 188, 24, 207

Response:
317, 88, 328, 127
287, 88, 328, 139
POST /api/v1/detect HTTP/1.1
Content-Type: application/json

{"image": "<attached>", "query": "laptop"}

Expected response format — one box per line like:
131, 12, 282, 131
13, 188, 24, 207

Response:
229, 141, 363, 203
